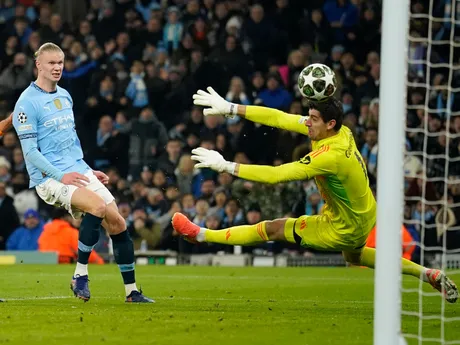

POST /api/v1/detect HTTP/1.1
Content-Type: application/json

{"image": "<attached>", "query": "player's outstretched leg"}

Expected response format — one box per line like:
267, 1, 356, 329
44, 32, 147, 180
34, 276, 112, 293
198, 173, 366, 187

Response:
352, 247, 458, 303
104, 202, 154, 303
172, 212, 281, 245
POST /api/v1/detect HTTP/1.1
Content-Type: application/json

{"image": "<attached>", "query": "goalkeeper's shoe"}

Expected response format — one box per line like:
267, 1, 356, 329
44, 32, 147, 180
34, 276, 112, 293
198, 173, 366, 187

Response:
70, 275, 90, 302
125, 289, 155, 303
171, 212, 200, 244
426, 269, 458, 303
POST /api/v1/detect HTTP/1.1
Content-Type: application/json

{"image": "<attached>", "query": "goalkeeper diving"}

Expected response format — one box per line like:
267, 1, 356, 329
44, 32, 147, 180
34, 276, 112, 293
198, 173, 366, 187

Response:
172, 87, 458, 304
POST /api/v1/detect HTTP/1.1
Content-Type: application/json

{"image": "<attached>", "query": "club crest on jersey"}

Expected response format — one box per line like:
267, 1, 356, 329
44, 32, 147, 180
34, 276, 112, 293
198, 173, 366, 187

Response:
53, 99, 62, 110
61, 186, 69, 196
17, 112, 27, 124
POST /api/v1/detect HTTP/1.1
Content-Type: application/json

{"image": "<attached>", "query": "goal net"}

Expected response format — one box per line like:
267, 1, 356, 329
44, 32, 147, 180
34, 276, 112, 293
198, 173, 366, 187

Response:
403, 0, 460, 343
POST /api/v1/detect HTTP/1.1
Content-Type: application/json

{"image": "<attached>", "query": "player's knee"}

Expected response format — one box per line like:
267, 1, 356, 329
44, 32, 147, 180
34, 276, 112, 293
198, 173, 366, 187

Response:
113, 215, 126, 234
107, 215, 126, 235
90, 200, 107, 218
264, 220, 285, 241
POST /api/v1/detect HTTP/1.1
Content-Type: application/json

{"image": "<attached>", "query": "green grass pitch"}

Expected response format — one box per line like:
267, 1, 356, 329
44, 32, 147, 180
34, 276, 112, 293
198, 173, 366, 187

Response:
0, 265, 458, 345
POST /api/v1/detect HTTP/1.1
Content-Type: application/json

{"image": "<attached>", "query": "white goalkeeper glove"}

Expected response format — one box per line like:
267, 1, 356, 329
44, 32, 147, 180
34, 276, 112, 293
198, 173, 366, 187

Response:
191, 147, 236, 174
192, 86, 238, 118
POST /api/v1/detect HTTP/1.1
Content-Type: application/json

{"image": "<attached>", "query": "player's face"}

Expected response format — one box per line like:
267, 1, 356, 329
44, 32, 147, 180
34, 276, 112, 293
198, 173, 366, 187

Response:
306, 109, 335, 141
36, 50, 64, 83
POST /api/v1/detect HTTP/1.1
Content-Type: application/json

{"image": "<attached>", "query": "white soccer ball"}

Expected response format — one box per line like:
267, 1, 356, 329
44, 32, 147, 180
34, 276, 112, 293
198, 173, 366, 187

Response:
297, 63, 337, 102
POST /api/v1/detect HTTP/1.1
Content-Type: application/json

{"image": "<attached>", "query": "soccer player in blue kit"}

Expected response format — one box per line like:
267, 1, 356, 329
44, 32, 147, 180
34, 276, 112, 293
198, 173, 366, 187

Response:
12, 42, 153, 303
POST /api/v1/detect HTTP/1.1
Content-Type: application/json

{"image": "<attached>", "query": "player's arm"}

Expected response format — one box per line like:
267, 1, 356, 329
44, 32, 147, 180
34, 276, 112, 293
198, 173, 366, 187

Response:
237, 105, 309, 135
13, 101, 65, 181
0, 113, 13, 136
192, 87, 309, 135
191, 147, 336, 184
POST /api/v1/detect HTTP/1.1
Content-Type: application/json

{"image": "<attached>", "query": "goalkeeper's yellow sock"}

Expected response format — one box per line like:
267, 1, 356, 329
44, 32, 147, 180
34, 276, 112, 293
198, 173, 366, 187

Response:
204, 222, 269, 245
359, 247, 428, 281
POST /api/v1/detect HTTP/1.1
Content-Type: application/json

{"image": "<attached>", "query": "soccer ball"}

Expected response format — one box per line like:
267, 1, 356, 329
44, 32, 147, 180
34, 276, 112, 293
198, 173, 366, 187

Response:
297, 63, 337, 102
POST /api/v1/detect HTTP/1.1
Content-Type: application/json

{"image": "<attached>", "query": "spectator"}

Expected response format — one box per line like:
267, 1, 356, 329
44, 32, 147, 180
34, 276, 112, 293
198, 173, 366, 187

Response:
125, 60, 149, 109
0, 156, 11, 183
366, 225, 416, 261
0, 52, 34, 103
0, 182, 20, 250
38, 208, 104, 264
12, 172, 39, 219
181, 193, 196, 218
91, 115, 130, 176
222, 198, 244, 228
193, 198, 209, 227
130, 208, 162, 250
225, 76, 250, 105
243, 4, 277, 70
39, 13, 65, 44
175, 154, 201, 196
157, 137, 183, 179
257, 72, 292, 111
162, 6, 184, 54
360, 127, 378, 184
6, 209, 44, 251
134, 187, 169, 222
129, 107, 168, 176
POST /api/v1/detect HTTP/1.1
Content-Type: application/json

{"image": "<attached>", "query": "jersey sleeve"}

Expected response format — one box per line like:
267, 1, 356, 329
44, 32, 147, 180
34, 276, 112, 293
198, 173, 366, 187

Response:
237, 146, 337, 184
13, 100, 65, 181
13, 100, 38, 143
244, 106, 309, 135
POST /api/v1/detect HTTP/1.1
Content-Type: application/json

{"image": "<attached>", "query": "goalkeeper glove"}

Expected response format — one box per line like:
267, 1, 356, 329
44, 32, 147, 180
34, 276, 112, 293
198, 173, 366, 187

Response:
192, 86, 238, 118
191, 147, 236, 174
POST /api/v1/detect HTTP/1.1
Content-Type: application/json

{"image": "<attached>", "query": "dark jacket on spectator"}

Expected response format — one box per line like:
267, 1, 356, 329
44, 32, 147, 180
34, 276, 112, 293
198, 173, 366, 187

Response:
129, 116, 168, 175
0, 195, 20, 250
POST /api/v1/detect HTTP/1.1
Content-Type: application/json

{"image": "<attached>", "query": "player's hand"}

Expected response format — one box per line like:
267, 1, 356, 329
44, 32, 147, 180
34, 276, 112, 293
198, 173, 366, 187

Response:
191, 147, 236, 173
61, 172, 90, 188
192, 87, 236, 117
0, 113, 13, 137
93, 170, 109, 184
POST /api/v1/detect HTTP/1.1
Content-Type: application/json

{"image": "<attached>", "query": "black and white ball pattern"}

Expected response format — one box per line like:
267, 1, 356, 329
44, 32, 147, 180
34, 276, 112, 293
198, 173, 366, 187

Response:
17, 112, 27, 124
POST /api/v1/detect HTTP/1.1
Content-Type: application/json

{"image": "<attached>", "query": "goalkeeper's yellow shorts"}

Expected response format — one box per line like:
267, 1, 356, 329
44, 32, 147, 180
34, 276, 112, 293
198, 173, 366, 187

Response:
283, 215, 373, 253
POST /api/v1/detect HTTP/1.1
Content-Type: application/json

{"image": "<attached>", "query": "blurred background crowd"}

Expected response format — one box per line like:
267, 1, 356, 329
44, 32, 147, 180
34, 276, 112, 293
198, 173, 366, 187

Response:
0, 0, 459, 262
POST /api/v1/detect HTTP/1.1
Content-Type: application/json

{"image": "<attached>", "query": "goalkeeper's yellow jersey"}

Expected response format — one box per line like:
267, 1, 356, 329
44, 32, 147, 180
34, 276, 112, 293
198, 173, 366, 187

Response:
238, 106, 377, 234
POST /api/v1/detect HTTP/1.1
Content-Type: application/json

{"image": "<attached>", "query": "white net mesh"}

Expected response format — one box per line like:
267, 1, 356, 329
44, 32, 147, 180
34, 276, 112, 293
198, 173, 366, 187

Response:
403, 0, 460, 343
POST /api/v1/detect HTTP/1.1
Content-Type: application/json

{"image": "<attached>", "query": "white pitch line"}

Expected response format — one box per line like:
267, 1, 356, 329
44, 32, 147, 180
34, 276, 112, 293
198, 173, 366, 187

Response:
2, 273, 375, 282
2, 295, 429, 306
4, 296, 72, 301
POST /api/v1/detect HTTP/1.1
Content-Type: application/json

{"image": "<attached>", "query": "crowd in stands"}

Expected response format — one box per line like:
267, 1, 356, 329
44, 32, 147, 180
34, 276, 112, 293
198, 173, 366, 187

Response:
0, 0, 459, 262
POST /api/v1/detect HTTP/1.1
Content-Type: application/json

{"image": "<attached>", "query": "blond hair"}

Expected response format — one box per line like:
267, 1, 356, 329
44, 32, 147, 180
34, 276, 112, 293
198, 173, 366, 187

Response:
34, 42, 63, 60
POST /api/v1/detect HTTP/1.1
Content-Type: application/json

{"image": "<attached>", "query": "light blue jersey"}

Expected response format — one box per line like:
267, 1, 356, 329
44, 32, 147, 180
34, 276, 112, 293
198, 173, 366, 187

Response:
13, 82, 90, 188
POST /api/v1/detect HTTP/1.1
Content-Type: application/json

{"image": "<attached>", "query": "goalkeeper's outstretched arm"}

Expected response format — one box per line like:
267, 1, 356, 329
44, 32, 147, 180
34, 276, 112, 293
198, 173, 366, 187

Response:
236, 105, 309, 136
193, 87, 309, 136
191, 147, 336, 184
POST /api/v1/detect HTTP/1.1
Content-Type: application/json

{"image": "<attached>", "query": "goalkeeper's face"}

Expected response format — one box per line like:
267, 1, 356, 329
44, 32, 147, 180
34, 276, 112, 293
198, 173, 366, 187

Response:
36, 50, 64, 84
306, 109, 336, 141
